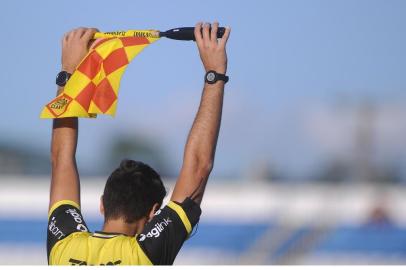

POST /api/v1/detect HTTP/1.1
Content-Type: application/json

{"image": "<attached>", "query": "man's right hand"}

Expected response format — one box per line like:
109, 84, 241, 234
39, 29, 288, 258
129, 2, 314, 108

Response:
194, 22, 231, 74
61, 27, 98, 73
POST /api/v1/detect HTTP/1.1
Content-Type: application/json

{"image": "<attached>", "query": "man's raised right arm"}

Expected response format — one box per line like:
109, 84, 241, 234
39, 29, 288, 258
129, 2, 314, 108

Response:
171, 22, 231, 205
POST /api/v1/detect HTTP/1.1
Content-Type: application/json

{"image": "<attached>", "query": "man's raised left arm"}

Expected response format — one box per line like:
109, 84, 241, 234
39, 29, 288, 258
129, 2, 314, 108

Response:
49, 27, 97, 210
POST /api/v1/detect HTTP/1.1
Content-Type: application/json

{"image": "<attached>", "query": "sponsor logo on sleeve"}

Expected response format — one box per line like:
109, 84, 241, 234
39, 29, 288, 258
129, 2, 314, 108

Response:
48, 216, 65, 240
138, 217, 172, 241
65, 208, 88, 232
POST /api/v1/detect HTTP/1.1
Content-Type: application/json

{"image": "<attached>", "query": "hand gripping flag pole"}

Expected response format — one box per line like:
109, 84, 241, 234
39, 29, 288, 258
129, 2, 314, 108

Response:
40, 27, 225, 119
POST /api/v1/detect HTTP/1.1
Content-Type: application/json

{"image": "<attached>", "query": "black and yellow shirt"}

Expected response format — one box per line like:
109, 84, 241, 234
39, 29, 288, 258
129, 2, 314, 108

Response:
47, 198, 201, 265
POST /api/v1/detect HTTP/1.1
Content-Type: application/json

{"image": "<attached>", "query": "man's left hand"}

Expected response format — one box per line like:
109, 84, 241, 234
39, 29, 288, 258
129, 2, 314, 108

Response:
61, 27, 98, 73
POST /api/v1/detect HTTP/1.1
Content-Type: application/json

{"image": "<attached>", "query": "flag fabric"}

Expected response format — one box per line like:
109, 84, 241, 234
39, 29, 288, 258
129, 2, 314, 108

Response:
40, 30, 159, 118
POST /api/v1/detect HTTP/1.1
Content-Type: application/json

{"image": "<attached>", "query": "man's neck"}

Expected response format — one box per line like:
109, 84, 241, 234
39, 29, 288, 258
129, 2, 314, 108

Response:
102, 217, 147, 236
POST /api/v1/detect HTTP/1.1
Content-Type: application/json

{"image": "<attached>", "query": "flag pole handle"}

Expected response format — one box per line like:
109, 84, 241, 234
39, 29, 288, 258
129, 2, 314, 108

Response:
159, 27, 226, 41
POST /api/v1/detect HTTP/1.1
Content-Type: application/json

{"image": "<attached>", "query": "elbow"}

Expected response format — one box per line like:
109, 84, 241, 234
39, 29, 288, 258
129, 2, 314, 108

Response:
50, 148, 74, 170
194, 157, 214, 178
184, 148, 215, 177
50, 151, 61, 169
205, 160, 214, 175
50, 145, 62, 167
50, 148, 57, 167
199, 161, 214, 176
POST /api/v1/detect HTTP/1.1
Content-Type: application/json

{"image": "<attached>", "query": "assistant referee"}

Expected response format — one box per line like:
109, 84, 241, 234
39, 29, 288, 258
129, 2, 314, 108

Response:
47, 22, 231, 265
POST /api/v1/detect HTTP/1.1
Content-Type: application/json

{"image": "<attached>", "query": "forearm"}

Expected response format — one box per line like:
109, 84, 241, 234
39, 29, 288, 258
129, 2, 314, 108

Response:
51, 118, 78, 167
51, 85, 78, 163
171, 82, 224, 204
49, 88, 80, 209
184, 82, 224, 171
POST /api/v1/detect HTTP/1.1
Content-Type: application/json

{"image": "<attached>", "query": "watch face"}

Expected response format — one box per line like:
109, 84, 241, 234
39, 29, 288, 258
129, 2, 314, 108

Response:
56, 72, 66, 82
206, 72, 216, 82
56, 71, 70, 86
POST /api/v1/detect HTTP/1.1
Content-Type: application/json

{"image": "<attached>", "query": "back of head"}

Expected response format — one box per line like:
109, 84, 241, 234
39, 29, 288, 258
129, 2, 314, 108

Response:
102, 159, 166, 223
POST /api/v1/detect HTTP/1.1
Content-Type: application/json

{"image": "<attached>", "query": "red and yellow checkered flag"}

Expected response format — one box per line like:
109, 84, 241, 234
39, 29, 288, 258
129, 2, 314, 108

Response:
40, 30, 160, 118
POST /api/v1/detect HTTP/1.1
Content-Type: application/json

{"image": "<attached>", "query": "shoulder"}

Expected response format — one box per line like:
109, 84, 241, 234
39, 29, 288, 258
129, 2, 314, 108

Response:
48, 200, 88, 236
166, 197, 202, 233
47, 200, 90, 262
49, 200, 81, 218
49, 231, 91, 264
135, 198, 202, 265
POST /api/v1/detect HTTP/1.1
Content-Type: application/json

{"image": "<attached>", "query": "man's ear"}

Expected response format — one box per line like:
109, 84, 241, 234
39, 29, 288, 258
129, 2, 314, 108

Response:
100, 196, 105, 216
148, 203, 160, 222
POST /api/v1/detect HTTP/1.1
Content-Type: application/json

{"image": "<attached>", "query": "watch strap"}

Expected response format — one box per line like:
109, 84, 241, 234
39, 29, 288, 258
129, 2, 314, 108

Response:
216, 73, 229, 83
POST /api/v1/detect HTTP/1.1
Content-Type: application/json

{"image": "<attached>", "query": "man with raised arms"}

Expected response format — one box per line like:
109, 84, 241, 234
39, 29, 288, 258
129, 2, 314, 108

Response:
47, 22, 230, 265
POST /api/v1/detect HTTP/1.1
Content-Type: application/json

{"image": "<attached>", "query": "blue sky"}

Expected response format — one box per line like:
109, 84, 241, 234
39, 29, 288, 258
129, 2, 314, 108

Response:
0, 0, 405, 179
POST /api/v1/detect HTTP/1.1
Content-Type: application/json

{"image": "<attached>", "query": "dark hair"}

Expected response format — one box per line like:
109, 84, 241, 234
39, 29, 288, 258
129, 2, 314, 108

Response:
102, 159, 166, 223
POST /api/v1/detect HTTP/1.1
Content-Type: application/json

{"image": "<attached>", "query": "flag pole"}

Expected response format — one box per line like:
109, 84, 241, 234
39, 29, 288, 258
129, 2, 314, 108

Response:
94, 27, 225, 41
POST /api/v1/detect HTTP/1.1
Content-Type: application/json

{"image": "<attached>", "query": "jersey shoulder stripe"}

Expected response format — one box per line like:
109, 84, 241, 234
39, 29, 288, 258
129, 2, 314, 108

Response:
48, 200, 80, 218
167, 201, 192, 234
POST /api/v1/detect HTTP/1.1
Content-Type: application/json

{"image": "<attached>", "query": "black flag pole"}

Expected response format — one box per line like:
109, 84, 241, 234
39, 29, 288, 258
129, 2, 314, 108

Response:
159, 27, 226, 41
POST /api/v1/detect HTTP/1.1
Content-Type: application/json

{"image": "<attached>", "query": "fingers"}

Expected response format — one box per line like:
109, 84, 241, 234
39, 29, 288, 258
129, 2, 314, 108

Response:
62, 27, 98, 44
62, 32, 69, 45
202, 23, 210, 46
210, 21, 219, 44
63, 29, 76, 44
194, 22, 203, 46
82, 28, 99, 42
218, 26, 231, 48
75, 27, 87, 39
198, 21, 228, 47
82, 28, 98, 49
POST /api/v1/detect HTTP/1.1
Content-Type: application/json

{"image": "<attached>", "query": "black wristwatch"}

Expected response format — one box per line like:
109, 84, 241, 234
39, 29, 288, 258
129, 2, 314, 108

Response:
56, 71, 72, 87
205, 70, 229, 84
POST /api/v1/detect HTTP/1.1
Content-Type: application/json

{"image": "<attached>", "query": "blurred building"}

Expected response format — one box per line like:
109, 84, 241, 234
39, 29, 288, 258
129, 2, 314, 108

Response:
0, 143, 49, 175
1, 177, 406, 265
